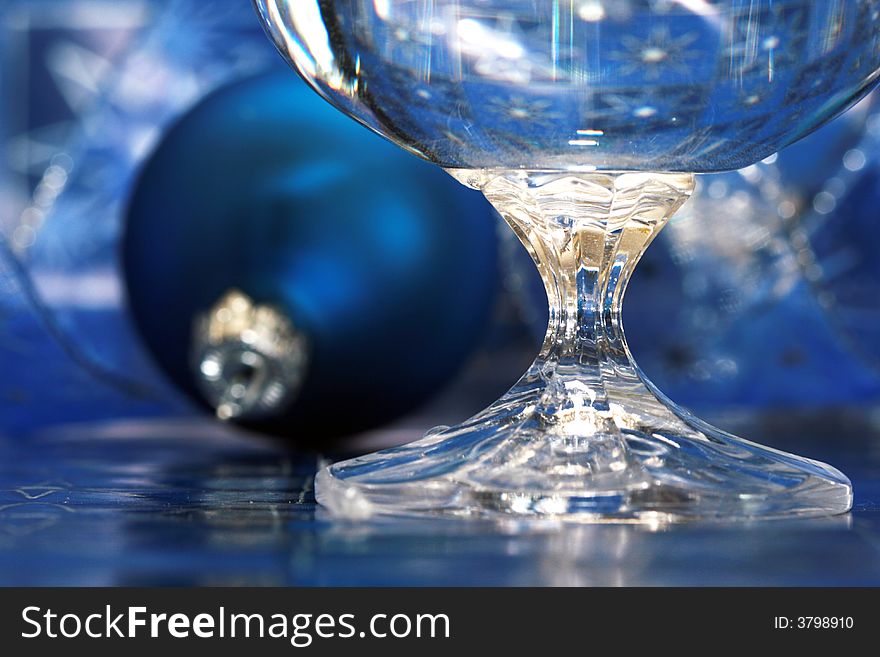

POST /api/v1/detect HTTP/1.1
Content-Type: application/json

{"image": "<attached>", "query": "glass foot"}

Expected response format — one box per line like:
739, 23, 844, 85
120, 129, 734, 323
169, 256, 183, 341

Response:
316, 170, 851, 523
316, 363, 852, 522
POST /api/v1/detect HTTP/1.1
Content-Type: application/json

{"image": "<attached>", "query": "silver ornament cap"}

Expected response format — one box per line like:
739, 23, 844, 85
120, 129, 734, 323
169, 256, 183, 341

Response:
192, 289, 308, 422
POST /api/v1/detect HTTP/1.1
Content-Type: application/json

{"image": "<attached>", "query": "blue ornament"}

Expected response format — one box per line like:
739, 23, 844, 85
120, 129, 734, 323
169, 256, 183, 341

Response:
123, 66, 500, 442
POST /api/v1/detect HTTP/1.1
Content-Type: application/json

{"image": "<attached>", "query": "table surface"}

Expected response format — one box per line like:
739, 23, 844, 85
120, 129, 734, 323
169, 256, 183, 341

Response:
1, 408, 878, 587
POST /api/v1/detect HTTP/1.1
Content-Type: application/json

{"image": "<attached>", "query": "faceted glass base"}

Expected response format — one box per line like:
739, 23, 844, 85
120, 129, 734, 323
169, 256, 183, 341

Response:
316, 170, 851, 523
316, 359, 852, 522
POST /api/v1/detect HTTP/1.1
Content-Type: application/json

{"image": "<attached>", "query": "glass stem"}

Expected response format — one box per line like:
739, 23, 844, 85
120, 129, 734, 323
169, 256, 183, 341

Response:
453, 169, 695, 437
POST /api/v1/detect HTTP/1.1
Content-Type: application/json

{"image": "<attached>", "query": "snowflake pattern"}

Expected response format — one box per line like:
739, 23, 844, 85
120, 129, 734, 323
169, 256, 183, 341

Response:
656, 126, 730, 165
785, 53, 848, 107
582, 84, 705, 130
609, 25, 701, 80
851, 0, 880, 76
724, 4, 807, 79
486, 95, 562, 123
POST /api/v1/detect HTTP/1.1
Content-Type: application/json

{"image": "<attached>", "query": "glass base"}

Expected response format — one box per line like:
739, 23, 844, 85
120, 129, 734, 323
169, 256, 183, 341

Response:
315, 362, 852, 522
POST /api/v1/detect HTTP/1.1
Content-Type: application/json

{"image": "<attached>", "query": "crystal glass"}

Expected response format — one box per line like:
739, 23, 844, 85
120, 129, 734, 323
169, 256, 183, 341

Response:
255, 0, 880, 521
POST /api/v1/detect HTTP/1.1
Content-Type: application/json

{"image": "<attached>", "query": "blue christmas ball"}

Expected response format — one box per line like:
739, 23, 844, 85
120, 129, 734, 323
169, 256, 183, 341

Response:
123, 66, 500, 441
